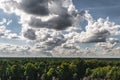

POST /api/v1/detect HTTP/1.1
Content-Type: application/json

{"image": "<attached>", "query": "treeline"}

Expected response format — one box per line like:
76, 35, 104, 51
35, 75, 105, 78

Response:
0, 58, 120, 80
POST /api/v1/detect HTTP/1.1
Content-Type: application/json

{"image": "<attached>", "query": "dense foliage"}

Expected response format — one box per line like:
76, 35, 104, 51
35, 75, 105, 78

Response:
0, 58, 119, 80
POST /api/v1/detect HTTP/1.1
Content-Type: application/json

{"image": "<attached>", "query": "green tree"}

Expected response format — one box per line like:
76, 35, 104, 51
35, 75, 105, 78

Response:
56, 62, 73, 80
106, 66, 120, 80
35, 62, 46, 79
90, 66, 111, 79
24, 63, 37, 80
85, 68, 92, 76
10, 64, 24, 80
71, 59, 86, 79
0, 61, 9, 80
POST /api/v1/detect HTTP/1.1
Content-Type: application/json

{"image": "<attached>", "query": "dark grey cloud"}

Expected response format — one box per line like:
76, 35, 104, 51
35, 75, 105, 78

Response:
86, 30, 110, 43
23, 29, 36, 40
18, 0, 83, 30
29, 14, 73, 30
19, 0, 49, 16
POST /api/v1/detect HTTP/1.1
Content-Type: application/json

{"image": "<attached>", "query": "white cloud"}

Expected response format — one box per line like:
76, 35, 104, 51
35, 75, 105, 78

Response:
96, 42, 117, 50
63, 11, 120, 43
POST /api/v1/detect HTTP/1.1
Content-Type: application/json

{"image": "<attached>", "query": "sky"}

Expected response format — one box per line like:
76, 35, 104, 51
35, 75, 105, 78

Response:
0, 0, 120, 57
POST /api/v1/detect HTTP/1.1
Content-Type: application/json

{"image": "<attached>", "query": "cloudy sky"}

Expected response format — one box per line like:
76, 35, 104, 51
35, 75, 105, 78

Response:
0, 0, 120, 57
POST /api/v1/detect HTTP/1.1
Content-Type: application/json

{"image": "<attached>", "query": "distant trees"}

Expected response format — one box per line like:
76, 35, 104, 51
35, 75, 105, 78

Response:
0, 58, 119, 80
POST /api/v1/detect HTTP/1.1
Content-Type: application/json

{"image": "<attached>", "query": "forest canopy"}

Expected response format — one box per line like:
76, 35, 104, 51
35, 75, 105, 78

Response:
0, 58, 119, 80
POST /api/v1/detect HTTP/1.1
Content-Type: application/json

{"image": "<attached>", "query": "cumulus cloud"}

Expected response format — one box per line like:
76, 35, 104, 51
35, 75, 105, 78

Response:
64, 12, 120, 43
44, 31, 65, 49
19, 0, 49, 16
29, 14, 73, 30
34, 31, 66, 50
0, 0, 85, 30
0, 0, 17, 13
0, 43, 53, 57
0, 0, 84, 43
96, 42, 117, 50
106, 38, 119, 44
23, 28, 36, 40
25, 0, 82, 30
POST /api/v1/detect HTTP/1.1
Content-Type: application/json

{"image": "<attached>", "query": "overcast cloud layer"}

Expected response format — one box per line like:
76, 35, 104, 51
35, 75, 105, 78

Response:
0, 0, 120, 57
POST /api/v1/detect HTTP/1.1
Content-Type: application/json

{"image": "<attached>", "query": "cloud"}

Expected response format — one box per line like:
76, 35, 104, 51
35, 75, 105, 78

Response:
0, 0, 85, 31
106, 38, 119, 44
71, 12, 120, 43
60, 11, 120, 52
25, 0, 80, 30
34, 31, 66, 50
0, 0, 85, 42
29, 14, 73, 30
23, 28, 36, 40
96, 42, 117, 50
0, 0, 18, 13
44, 31, 65, 49
0, 42, 120, 57
19, 0, 49, 16
8, 33, 20, 39
79, 29, 110, 43
0, 43, 53, 57
10, 0, 120, 50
